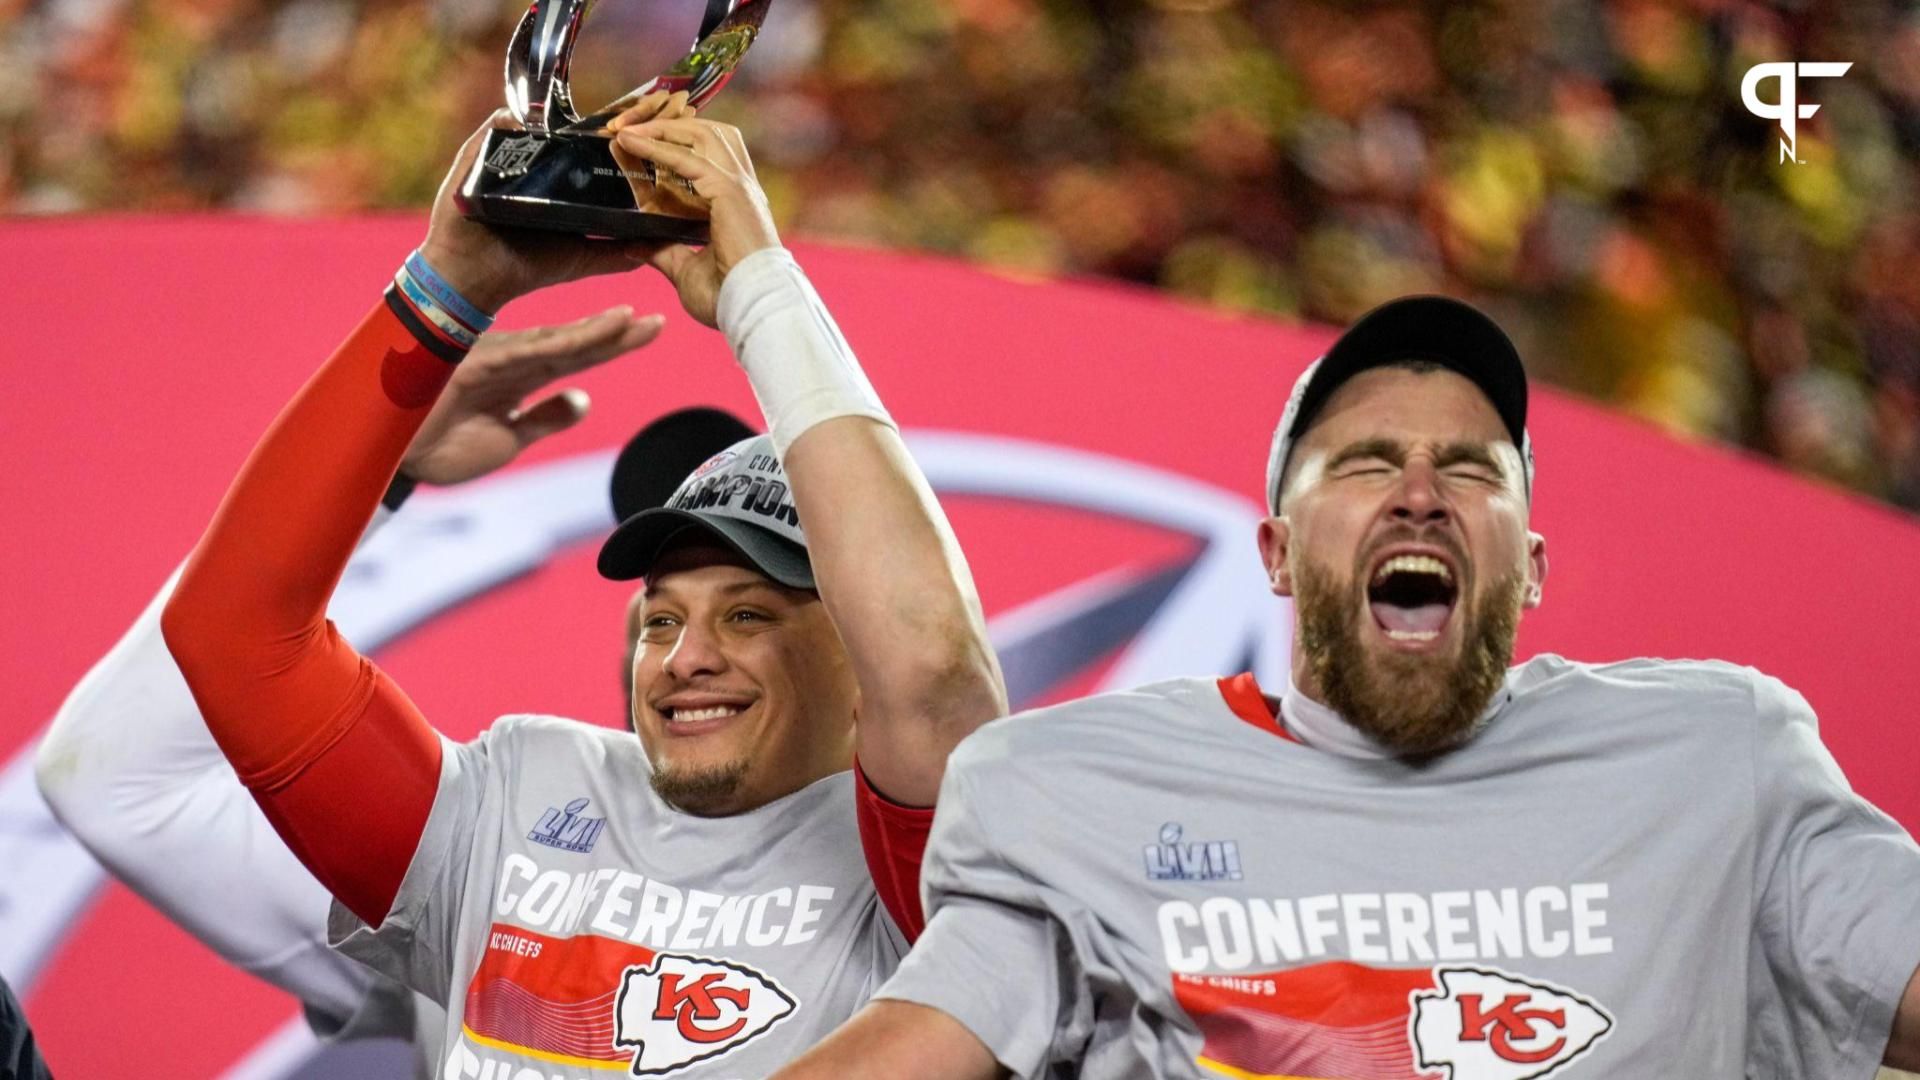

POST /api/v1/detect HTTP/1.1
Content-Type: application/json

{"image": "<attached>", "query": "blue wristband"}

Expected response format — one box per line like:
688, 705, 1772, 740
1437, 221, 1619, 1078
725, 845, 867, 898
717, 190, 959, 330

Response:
394, 267, 480, 348
406, 250, 496, 333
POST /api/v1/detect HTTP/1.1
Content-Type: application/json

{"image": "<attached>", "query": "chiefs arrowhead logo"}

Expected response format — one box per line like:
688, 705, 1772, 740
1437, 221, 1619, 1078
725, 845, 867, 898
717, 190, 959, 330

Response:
612, 953, 798, 1075
1410, 966, 1613, 1079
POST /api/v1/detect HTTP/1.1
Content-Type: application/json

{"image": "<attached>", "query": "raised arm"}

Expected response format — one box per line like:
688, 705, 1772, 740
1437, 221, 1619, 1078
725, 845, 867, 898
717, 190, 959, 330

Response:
39, 554, 386, 1021
773, 397, 1003, 804
160, 106, 672, 926
612, 117, 1007, 808
37, 315, 655, 1019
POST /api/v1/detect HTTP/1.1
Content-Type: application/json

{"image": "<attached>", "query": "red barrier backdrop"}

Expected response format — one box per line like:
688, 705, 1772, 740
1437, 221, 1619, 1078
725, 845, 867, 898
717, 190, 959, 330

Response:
2, 219, 1917, 1077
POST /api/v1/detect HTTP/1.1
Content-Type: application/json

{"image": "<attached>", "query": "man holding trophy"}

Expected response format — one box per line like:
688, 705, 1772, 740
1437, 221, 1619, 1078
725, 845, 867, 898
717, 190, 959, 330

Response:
159, 13, 1006, 1067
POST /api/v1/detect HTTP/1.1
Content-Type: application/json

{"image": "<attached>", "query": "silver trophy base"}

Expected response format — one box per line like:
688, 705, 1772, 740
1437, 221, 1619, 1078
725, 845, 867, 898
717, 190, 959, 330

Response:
457, 127, 710, 244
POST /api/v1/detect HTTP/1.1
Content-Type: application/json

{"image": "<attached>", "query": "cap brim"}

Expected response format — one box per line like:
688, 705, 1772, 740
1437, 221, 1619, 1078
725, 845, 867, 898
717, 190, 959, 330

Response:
1295, 295, 1528, 447
597, 508, 815, 590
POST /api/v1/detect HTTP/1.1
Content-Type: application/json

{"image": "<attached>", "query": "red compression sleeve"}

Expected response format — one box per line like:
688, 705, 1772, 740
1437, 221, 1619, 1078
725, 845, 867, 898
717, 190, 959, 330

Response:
162, 292, 462, 926
854, 761, 935, 942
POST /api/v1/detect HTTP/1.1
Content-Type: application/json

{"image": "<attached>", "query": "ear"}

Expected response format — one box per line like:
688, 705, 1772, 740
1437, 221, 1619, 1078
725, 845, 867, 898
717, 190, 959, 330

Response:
1256, 517, 1294, 598
1523, 530, 1548, 609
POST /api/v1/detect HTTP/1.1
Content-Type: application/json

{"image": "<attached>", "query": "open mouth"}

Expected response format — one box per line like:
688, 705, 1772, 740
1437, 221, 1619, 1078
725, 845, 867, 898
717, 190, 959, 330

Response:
654, 700, 752, 733
1366, 553, 1458, 645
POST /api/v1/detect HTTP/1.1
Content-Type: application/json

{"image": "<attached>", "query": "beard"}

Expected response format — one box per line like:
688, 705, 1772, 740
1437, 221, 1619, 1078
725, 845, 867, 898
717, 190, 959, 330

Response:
650, 758, 750, 816
1293, 557, 1524, 756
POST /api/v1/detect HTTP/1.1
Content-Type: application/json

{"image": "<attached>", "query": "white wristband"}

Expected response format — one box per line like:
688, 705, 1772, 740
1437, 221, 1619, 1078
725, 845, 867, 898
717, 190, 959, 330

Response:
716, 247, 895, 457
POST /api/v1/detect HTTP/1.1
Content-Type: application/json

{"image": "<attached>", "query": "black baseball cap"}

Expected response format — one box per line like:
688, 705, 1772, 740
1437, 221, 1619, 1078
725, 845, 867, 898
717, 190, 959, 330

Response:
1264, 295, 1534, 512
608, 406, 758, 523
598, 430, 814, 589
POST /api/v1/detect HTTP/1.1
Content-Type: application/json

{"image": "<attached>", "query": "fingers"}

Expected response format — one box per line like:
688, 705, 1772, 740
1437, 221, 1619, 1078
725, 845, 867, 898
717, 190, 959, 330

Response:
648, 244, 699, 280
543, 308, 665, 368
578, 238, 664, 278
557, 247, 671, 289
511, 389, 592, 449
495, 306, 632, 355
613, 132, 728, 196
533, 308, 666, 373
605, 311, 669, 358
606, 90, 695, 133
507, 308, 672, 448
479, 306, 665, 381
613, 118, 752, 177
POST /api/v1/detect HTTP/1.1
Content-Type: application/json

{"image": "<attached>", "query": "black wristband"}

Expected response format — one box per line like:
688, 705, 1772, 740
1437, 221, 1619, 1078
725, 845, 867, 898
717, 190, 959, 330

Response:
383, 287, 470, 364
382, 470, 419, 512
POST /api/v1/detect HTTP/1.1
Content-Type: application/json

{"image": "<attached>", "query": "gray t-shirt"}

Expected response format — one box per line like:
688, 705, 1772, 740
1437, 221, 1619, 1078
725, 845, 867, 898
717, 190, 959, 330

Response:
879, 655, 1920, 1079
304, 977, 444, 1080
331, 714, 906, 1079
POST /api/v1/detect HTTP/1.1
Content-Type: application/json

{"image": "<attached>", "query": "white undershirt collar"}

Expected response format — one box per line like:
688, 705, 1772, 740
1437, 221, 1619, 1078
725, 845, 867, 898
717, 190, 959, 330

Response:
1277, 681, 1514, 760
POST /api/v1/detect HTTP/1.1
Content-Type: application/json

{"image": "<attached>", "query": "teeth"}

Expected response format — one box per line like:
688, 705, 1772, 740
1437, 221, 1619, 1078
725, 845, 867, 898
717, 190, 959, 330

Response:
1385, 629, 1440, 642
1372, 554, 1453, 585
670, 705, 742, 723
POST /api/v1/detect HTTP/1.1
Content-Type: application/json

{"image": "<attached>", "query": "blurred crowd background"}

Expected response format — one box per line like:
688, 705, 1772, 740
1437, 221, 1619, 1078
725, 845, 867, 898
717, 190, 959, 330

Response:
4, 0, 1919, 512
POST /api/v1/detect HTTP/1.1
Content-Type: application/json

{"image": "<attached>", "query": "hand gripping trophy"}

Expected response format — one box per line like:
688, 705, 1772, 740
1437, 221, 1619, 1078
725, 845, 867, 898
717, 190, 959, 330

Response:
457, 0, 770, 242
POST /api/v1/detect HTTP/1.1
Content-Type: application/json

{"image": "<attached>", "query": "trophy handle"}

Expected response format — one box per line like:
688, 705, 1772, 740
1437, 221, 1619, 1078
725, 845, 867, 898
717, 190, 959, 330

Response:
506, 0, 595, 135
568, 0, 773, 130
696, 0, 732, 42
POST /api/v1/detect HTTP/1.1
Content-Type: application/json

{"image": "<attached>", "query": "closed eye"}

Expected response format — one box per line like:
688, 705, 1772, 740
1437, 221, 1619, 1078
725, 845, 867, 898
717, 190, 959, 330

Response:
1434, 443, 1506, 484
1336, 461, 1396, 478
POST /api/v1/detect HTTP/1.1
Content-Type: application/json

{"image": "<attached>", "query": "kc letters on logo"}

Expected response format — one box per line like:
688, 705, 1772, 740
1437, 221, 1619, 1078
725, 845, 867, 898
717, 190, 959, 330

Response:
614, 954, 798, 1075
1741, 61, 1852, 163
1411, 966, 1613, 1080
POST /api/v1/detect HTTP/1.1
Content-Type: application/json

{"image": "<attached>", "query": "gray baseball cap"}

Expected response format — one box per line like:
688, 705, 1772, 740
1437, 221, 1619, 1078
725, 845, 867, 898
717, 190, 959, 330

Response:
597, 433, 814, 589
1264, 295, 1535, 514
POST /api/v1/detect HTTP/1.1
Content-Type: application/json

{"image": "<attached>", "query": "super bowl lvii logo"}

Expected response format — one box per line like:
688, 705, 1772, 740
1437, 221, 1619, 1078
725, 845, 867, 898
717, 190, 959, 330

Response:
1740, 61, 1852, 164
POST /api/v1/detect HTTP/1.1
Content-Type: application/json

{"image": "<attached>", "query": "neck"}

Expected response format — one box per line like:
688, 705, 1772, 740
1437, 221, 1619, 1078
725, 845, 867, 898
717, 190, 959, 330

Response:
1280, 651, 1514, 758
1288, 651, 1325, 707
1279, 682, 1398, 760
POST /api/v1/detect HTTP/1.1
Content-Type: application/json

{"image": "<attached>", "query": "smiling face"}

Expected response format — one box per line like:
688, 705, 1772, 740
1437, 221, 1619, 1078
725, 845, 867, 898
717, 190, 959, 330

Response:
1259, 364, 1547, 754
626, 543, 858, 816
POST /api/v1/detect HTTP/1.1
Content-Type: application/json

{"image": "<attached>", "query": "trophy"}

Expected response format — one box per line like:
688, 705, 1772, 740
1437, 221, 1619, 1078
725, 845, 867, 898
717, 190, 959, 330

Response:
457, 0, 771, 243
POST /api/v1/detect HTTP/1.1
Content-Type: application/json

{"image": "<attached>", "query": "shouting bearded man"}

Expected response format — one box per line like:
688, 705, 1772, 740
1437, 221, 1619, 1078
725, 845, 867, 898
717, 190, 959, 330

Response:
769, 296, 1920, 1079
